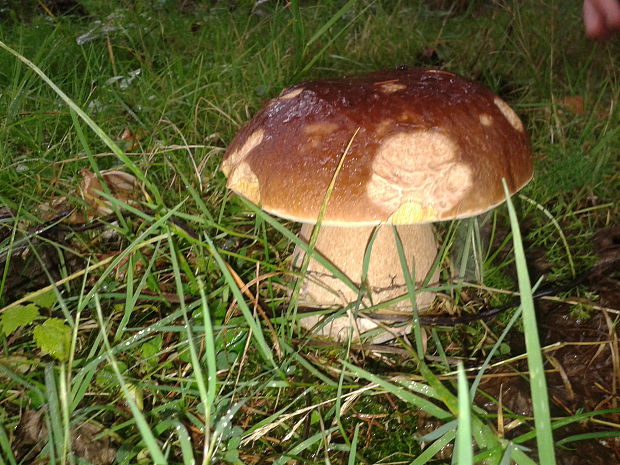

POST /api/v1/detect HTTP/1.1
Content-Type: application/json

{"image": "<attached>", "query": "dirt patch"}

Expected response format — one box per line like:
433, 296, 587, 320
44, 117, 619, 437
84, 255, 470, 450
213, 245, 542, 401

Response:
477, 226, 620, 463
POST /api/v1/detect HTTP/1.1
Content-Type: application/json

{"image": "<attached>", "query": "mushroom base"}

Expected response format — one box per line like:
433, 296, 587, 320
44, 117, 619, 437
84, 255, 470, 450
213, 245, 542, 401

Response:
292, 223, 439, 341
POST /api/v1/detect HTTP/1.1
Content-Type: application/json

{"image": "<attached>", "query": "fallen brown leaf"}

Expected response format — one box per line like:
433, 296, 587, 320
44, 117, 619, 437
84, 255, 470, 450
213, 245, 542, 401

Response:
556, 95, 585, 115
13, 409, 116, 465
79, 168, 140, 216
120, 127, 148, 151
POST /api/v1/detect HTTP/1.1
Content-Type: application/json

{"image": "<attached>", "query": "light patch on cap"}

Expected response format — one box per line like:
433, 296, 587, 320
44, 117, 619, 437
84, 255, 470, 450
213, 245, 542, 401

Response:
221, 129, 264, 176
397, 112, 423, 124
375, 80, 406, 94
493, 97, 524, 132
303, 122, 340, 150
367, 131, 472, 221
367, 173, 403, 212
279, 87, 304, 100
226, 161, 261, 205
479, 113, 493, 127
303, 122, 339, 136
432, 163, 472, 212
375, 119, 394, 137
425, 69, 456, 76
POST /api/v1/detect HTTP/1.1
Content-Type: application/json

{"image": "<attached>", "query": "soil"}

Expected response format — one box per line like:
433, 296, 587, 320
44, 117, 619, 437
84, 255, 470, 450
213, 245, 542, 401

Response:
477, 226, 620, 464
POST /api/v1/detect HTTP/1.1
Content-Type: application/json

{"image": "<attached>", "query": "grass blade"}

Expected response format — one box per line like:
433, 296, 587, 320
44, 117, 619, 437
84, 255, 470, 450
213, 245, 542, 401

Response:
93, 294, 167, 465
305, 0, 356, 49
503, 179, 556, 465
203, 234, 277, 370
556, 430, 620, 447
273, 426, 338, 465
166, 232, 218, 460
392, 226, 424, 358
299, 1, 370, 75
241, 199, 358, 294
44, 364, 64, 461
347, 423, 361, 465
173, 420, 195, 465
0, 40, 160, 202
289, 0, 305, 64
0, 413, 16, 465
410, 429, 456, 465
343, 362, 452, 420
454, 362, 473, 465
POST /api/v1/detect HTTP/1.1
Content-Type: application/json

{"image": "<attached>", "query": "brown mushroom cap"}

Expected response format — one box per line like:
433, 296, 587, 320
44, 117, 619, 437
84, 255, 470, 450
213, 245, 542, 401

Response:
222, 67, 532, 226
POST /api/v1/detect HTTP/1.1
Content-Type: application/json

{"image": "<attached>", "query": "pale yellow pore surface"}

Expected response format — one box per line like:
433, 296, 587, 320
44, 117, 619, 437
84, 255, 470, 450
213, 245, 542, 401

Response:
493, 97, 524, 132
221, 129, 264, 176
367, 131, 472, 222
293, 223, 439, 342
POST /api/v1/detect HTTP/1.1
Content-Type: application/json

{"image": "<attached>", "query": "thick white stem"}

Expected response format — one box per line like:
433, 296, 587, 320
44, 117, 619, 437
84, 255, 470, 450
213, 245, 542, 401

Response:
292, 223, 439, 341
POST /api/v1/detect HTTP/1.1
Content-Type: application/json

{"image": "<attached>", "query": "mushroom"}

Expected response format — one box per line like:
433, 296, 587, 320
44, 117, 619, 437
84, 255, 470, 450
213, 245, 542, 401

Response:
221, 67, 533, 340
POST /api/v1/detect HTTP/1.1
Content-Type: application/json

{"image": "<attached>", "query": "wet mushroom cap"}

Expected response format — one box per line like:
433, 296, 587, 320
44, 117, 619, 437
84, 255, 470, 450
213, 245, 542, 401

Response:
221, 67, 533, 225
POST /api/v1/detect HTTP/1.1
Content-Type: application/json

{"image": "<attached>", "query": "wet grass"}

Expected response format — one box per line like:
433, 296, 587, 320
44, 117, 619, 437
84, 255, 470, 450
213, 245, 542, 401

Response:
0, 0, 619, 464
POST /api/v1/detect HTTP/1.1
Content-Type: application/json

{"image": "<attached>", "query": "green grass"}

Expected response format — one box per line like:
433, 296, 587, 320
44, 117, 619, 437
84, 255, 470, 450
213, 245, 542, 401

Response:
0, 1, 619, 464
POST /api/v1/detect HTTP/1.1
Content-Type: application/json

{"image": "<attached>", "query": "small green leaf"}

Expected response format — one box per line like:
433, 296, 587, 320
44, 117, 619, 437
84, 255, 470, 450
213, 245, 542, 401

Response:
126, 383, 144, 411
33, 318, 71, 362
29, 289, 58, 309
141, 334, 162, 362
1, 304, 40, 336
95, 361, 128, 390
27, 389, 46, 409
224, 435, 241, 463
